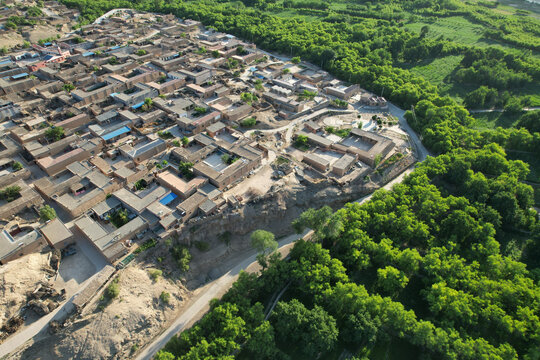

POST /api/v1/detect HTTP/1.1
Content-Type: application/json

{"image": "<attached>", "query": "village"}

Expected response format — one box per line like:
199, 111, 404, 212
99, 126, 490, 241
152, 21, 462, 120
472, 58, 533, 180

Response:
0, 3, 416, 358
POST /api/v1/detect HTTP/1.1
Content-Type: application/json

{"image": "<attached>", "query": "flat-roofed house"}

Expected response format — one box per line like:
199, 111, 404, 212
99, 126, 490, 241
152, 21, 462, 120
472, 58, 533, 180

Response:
156, 170, 208, 199
302, 153, 330, 172
40, 218, 73, 249
0, 229, 46, 265
332, 154, 356, 177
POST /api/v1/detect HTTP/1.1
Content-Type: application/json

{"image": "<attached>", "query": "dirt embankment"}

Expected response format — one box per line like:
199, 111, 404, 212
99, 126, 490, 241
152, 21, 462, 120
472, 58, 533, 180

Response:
8, 266, 187, 360
0, 253, 52, 329
5, 176, 382, 360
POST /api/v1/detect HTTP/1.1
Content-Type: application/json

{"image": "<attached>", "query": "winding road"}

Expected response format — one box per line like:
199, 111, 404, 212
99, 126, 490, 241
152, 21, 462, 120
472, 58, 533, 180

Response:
134, 231, 309, 360
135, 98, 430, 360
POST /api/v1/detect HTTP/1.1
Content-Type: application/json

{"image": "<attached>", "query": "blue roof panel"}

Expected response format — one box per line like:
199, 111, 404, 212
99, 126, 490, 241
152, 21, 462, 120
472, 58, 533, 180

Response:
101, 126, 130, 141
11, 72, 28, 79
159, 193, 177, 205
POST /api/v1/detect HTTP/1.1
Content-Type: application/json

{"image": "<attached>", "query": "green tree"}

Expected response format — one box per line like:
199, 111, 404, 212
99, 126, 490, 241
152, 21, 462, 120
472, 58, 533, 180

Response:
154, 351, 175, 360
181, 136, 189, 146
39, 205, 57, 221
179, 161, 194, 180
292, 206, 343, 241
12, 161, 23, 171
240, 117, 256, 127
376, 266, 409, 296
291, 56, 301, 64
45, 126, 64, 142
0, 185, 21, 202
109, 209, 129, 228
294, 134, 308, 149
271, 299, 338, 357
251, 229, 278, 268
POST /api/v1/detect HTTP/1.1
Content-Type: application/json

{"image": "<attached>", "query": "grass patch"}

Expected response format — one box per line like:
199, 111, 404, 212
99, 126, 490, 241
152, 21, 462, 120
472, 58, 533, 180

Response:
471, 112, 520, 130
404, 16, 537, 57
148, 269, 163, 282
402, 55, 463, 88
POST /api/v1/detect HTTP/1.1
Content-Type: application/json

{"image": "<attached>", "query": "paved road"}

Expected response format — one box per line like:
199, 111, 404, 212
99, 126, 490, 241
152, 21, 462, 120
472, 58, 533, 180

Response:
94, 8, 131, 24
469, 107, 540, 113
386, 102, 430, 161
136, 159, 417, 360
134, 231, 308, 360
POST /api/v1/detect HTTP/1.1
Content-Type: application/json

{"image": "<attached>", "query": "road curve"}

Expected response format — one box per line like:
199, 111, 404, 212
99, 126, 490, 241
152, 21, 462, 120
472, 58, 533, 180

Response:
134, 231, 308, 360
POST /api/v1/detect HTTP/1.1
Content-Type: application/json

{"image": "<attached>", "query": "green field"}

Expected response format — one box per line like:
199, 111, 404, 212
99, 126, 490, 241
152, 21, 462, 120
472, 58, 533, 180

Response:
403, 55, 464, 90
471, 112, 521, 129
404, 16, 540, 57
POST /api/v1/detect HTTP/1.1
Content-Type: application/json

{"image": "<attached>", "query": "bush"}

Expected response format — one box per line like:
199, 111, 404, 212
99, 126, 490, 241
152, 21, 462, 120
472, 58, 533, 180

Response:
194, 241, 210, 252
171, 245, 192, 272
12, 161, 23, 171
109, 209, 129, 228
134, 179, 147, 190
241, 117, 257, 127
0, 186, 21, 203
160, 291, 171, 304
39, 205, 57, 221
149, 269, 163, 282
134, 238, 157, 254
106, 279, 119, 299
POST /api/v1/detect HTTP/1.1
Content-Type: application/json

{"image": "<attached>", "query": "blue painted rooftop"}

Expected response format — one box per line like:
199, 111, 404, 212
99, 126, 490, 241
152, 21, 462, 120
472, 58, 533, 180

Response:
82, 51, 95, 57
131, 101, 145, 109
101, 126, 130, 141
11, 72, 28, 80
159, 193, 177, 206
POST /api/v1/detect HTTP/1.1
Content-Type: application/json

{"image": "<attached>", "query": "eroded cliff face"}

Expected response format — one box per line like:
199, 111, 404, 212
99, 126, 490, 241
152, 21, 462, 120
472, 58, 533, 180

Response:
178, 178, 377, 245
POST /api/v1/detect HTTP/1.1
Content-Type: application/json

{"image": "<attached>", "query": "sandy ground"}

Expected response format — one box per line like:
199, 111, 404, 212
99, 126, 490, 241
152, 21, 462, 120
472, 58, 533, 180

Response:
0, 253, 51, 328
53, 244, 96, 298
7, 265, 188, 360
25, 25, 61, 44
0, 33, 26, 49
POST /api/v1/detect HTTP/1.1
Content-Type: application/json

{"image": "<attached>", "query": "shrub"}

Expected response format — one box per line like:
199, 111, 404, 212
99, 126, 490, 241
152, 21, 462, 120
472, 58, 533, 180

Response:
149, 269, 163, 282
194, 241, 210, 252
171, 245, 191, 272
12, 161, 22, 171
106, 279, 119, 299
39, 205, 57, 221
0, 186, 21, 203
160, 291, 171, 304
241, 117, 257, 127
134, 238, 157, 254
